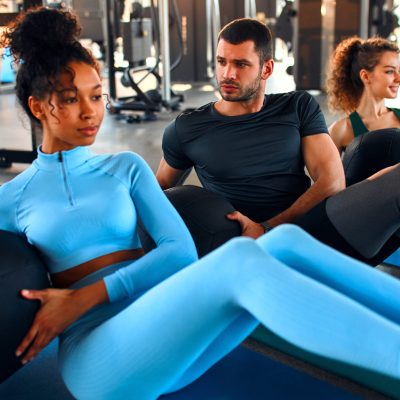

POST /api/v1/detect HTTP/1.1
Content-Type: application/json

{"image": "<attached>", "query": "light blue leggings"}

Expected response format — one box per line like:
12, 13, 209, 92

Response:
59, 225, 400, 400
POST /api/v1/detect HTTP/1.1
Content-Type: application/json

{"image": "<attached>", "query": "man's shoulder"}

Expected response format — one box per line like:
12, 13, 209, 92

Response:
166, 102, 216, 141
262, 91, 315, 117
175, 102, 214, 124
266, 90, 314, 104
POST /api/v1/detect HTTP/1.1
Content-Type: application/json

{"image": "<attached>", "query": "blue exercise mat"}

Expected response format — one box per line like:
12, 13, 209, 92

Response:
164, 345, 361, 400
384, 248, 400, 267
0, 341, 362, 399
0, 340, 73, 400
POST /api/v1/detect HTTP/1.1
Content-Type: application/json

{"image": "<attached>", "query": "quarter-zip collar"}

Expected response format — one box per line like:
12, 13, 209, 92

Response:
34, 145, 92, 172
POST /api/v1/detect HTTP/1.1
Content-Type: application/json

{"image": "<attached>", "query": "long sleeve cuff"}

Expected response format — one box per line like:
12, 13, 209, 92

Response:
104, 271, 135, 303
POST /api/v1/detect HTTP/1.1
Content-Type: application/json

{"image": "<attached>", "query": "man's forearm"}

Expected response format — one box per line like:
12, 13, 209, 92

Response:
267, 177, 345, 226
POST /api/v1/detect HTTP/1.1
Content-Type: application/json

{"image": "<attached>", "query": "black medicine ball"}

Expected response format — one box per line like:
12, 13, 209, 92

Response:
0, 230, 50, 383
343, 128, 400, 186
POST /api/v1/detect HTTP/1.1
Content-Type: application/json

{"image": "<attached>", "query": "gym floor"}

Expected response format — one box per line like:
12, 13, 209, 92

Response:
0, 63, 399, 399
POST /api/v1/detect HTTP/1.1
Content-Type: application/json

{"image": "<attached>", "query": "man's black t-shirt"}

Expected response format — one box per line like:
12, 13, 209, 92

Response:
162, 91, 328, 221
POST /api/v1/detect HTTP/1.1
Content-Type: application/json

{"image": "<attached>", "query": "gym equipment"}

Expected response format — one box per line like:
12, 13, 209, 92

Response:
0, 230, 50, 383
0, 122, 39, 168
273, 0, 296, 53
294, 0, 362, 90
138, 185, 241, 257
168, 0, 216, 82
370, 0, 399, 38
71, 0, 105, 43
342, 128, 400, 186
110, 16, 166, 121
205, 0, 221, 80
106, 0, 184, 123
122, 18, 153, 65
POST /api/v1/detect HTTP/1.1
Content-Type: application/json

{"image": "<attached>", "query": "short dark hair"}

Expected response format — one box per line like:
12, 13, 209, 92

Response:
218, 18, 273, 64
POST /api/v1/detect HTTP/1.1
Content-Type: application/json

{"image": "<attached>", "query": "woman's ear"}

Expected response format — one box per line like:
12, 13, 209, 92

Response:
28, 96, 45, 120
359, 69, 370, 85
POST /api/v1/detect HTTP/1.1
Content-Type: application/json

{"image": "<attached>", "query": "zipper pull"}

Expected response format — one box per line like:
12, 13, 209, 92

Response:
58, 151, 63, 162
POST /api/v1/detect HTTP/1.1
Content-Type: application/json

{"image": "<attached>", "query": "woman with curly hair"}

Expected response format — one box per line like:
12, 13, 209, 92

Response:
326, 36, 400, 153
3, 8, 400, 400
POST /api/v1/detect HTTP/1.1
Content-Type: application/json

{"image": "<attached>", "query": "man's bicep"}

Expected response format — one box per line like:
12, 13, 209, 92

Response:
302, 134, 344, 181
156, 158, 188, 189
162, 119, 193, 169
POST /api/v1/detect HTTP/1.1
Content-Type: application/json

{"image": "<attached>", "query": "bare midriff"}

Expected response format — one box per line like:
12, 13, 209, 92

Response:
51, 249, 144, 288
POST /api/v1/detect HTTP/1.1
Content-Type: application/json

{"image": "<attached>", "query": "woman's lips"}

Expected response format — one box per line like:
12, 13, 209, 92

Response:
78, 126, 99, 136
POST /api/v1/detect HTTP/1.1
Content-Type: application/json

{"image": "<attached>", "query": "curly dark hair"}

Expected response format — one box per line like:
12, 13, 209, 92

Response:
0, 7, 99, 124
326, 36, 399, 114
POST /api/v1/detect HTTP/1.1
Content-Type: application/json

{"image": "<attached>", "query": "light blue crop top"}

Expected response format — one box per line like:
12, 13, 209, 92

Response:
0, 146, 197, 302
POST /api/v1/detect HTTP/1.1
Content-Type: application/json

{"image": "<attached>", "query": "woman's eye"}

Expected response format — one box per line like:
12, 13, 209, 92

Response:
64, 97, 77, 104
92, 95, 103, 101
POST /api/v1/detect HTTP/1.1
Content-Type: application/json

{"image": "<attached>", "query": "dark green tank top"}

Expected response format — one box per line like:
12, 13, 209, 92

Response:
349, 108, 400, 137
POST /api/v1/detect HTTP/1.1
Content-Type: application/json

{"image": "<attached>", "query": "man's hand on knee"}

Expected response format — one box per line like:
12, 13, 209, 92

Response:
226, 211, 265, 239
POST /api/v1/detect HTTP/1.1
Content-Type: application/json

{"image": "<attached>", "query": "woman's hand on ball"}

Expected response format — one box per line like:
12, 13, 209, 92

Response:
16, 288, 85, 364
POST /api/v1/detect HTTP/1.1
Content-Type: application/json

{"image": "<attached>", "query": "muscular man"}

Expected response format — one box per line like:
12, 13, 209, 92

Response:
156, 18, 344, 238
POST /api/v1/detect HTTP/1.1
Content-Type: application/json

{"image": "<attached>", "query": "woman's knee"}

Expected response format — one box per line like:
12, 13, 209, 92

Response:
256, 224, 310, 255
200, 236, 266, 273
219, 236, 259, 255
214, 226, 310, 268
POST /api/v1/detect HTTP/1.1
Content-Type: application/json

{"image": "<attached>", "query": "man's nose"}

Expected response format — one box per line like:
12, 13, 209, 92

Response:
223, 64, 237, 80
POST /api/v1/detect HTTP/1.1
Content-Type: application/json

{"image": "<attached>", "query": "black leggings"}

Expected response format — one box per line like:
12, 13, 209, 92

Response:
343, 128, 400, 186
294, 199, 400, 266
290, 166, 400, 265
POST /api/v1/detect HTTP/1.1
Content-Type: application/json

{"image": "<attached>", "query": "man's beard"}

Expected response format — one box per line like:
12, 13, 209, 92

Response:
218, 72, 262, 102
